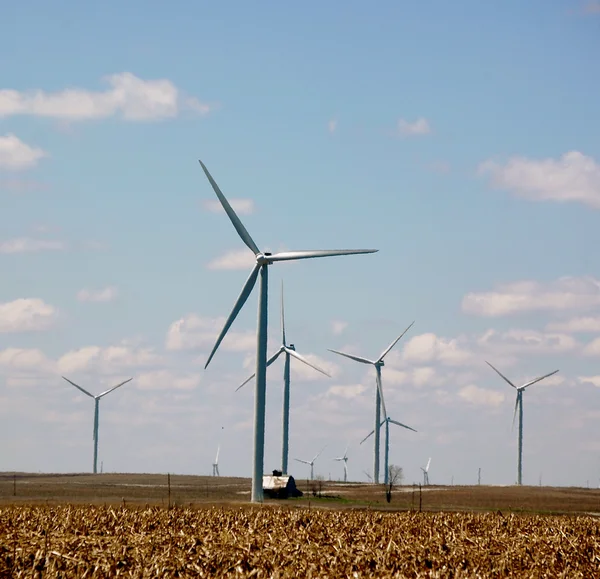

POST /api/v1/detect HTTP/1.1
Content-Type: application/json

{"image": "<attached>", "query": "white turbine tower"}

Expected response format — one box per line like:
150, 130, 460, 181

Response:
61, 376, 133, 474
421, 457, 431, 485
333, 445, 349, 482
328, 322, 414, 483
486, 361, 559, 486
212, 445, 221, 476
236, 281, 330, 474
294, 446, 327, 480
199, 160, 377, 503
361, 415, 416, 485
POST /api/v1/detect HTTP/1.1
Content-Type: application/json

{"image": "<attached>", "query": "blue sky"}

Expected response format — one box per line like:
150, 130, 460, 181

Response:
1, 0, 600, 487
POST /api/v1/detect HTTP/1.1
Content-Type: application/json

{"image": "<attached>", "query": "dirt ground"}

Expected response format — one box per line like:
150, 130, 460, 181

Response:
1, 472, 599, 515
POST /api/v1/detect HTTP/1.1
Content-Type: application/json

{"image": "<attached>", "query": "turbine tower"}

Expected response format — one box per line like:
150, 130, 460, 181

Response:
212, 445, 220, 476
421, 457, 431, 485
333, 445, 349, 482
328, 321, 414, 483
199, 160, 377, 503
61, 376, 133, 474
486, 361, 558, 486
361, 415, 416, 485
294, 446, 326, 480
236, 281, 330, 474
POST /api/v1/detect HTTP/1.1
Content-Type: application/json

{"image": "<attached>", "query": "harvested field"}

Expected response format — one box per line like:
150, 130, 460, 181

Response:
1, 505, 599, 577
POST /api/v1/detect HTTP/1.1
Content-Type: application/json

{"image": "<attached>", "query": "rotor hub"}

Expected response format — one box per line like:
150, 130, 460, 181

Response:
256, 252, 273, 265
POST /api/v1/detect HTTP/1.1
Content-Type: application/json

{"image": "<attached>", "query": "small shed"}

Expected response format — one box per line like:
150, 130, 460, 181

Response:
263, 473, 303, 499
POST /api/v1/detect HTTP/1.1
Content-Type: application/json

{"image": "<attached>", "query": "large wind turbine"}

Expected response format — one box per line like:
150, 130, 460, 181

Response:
212, 445, 220, 476
421, 457, 431, 485
328, 322, 414, 483
333, 445, 349, 482
61, 376, 133, 474
294, 446, 326, 480
486, 361, 558, 485
361, 416, 416, 485
199, 160, 377, 503
236, 282, 330, 474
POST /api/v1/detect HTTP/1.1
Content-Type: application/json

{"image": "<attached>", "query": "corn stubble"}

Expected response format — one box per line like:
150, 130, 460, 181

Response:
1, 506, 599, 577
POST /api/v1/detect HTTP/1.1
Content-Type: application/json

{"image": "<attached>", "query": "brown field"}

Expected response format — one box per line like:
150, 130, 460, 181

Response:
2, 473, 600, 577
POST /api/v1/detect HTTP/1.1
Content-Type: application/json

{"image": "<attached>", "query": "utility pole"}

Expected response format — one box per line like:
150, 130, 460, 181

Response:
478, 467, 481, 485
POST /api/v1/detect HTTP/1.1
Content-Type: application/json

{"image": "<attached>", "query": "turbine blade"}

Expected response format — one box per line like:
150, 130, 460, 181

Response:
327, 349, 374, 365
286, 348, 331, 377
389, 418, 417, 433
294, 458, 310, 465
62, 376, 95, 399
377, 321, 415, 363
235, 349, 284, 392
312, 445, 327, 463
267, 249, 378, 262
280, 280, 286, 346
343, 444, 349, 458
520, 369, 559, 390
97, 377, 133, 399
426, 457, 431, 472
512, 392, 520, 430
198, 160, 260, 255
486, 361, 517, 389
205, 264, 260, 369
360, 430, 375, 445
215, 445, 220, 463
376, 370, 387, 420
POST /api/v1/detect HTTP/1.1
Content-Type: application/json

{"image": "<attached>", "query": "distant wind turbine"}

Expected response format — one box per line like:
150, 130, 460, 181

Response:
212, 445, 220, 476
333, 445, 349, 482
199, 160, 377, 503
361, 415, 416, 485
328, 322, 414, 483
421, 457, 431, 485
236, 281, 330, 474
294, 446, 327, 480
486, 361, 558, 486
61, 376, 133, 474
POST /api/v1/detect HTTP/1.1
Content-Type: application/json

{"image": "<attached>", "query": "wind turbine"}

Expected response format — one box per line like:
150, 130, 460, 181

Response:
199, 160, 377, 503
61, 376, 133, 474
421, 457, 431, 485
212, 445, 220, 476
328, 322, 414, 483
294, 446, 327, 480
333, 445, 349, 482
236, 281, 330, 474
361, 415, 416, 485
486, 361, 559, 486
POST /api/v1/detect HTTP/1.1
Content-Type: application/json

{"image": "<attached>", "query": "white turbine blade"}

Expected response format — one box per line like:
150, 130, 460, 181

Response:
215, 445, 220, 464
512, 392, 520, 430
280, 280, 286, 346
425, 457, 431, 472
312, 445, 327, 463
198, 160, 260, 255
267, 249, 378, 262
486, 361, 517, 389
294, 458, 311, 465
520, 369, 559, 390
360, 430, 375, 445
62, 376, 95, 399
377, 321, 415, 363
376, 371, 387, 420
389, 419, 417, 433
327, 349, 374, 365
286, 348, 331, 377
343, 444, 349, 459
97, 377, 133, 399
235, 349, 283, 392
333, 457, 344, 462
205, 263, 260, 369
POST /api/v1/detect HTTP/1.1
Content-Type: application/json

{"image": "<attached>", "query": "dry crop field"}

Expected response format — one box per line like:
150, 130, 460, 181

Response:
1, 505, 599, 577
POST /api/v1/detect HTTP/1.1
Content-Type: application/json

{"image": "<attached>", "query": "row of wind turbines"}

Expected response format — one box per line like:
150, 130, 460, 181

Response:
56, 160, 559, 498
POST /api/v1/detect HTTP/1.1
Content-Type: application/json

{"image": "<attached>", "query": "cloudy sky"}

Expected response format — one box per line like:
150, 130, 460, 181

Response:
1, 0, 600, 487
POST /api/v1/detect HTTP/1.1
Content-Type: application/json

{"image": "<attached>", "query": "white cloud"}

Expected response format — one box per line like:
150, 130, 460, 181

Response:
579, 375, 600, 387
325, 384, 367, 399
328, 118, 337, 134
397, 117, 431, 136
478, 151, 600, 208
0, 298, 57, 332
0, 134, 47, 170
458, 384, 505, 407
202, 198, 254, 215
76, 286, 118, 303
136, 370, 201, 391
462, 277, 600, 317
0, 347, 56, 374
207, 249, 255, 270
0, 237, 65, 253
477, 329, 578, 356
331, 320, 348, 336
0, 72, 211, 122
57, 345, 163, 375
402, 333, 473, 366
546, 316, 600, 333
582, 338, 600, 356
165, 314, 255, 353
